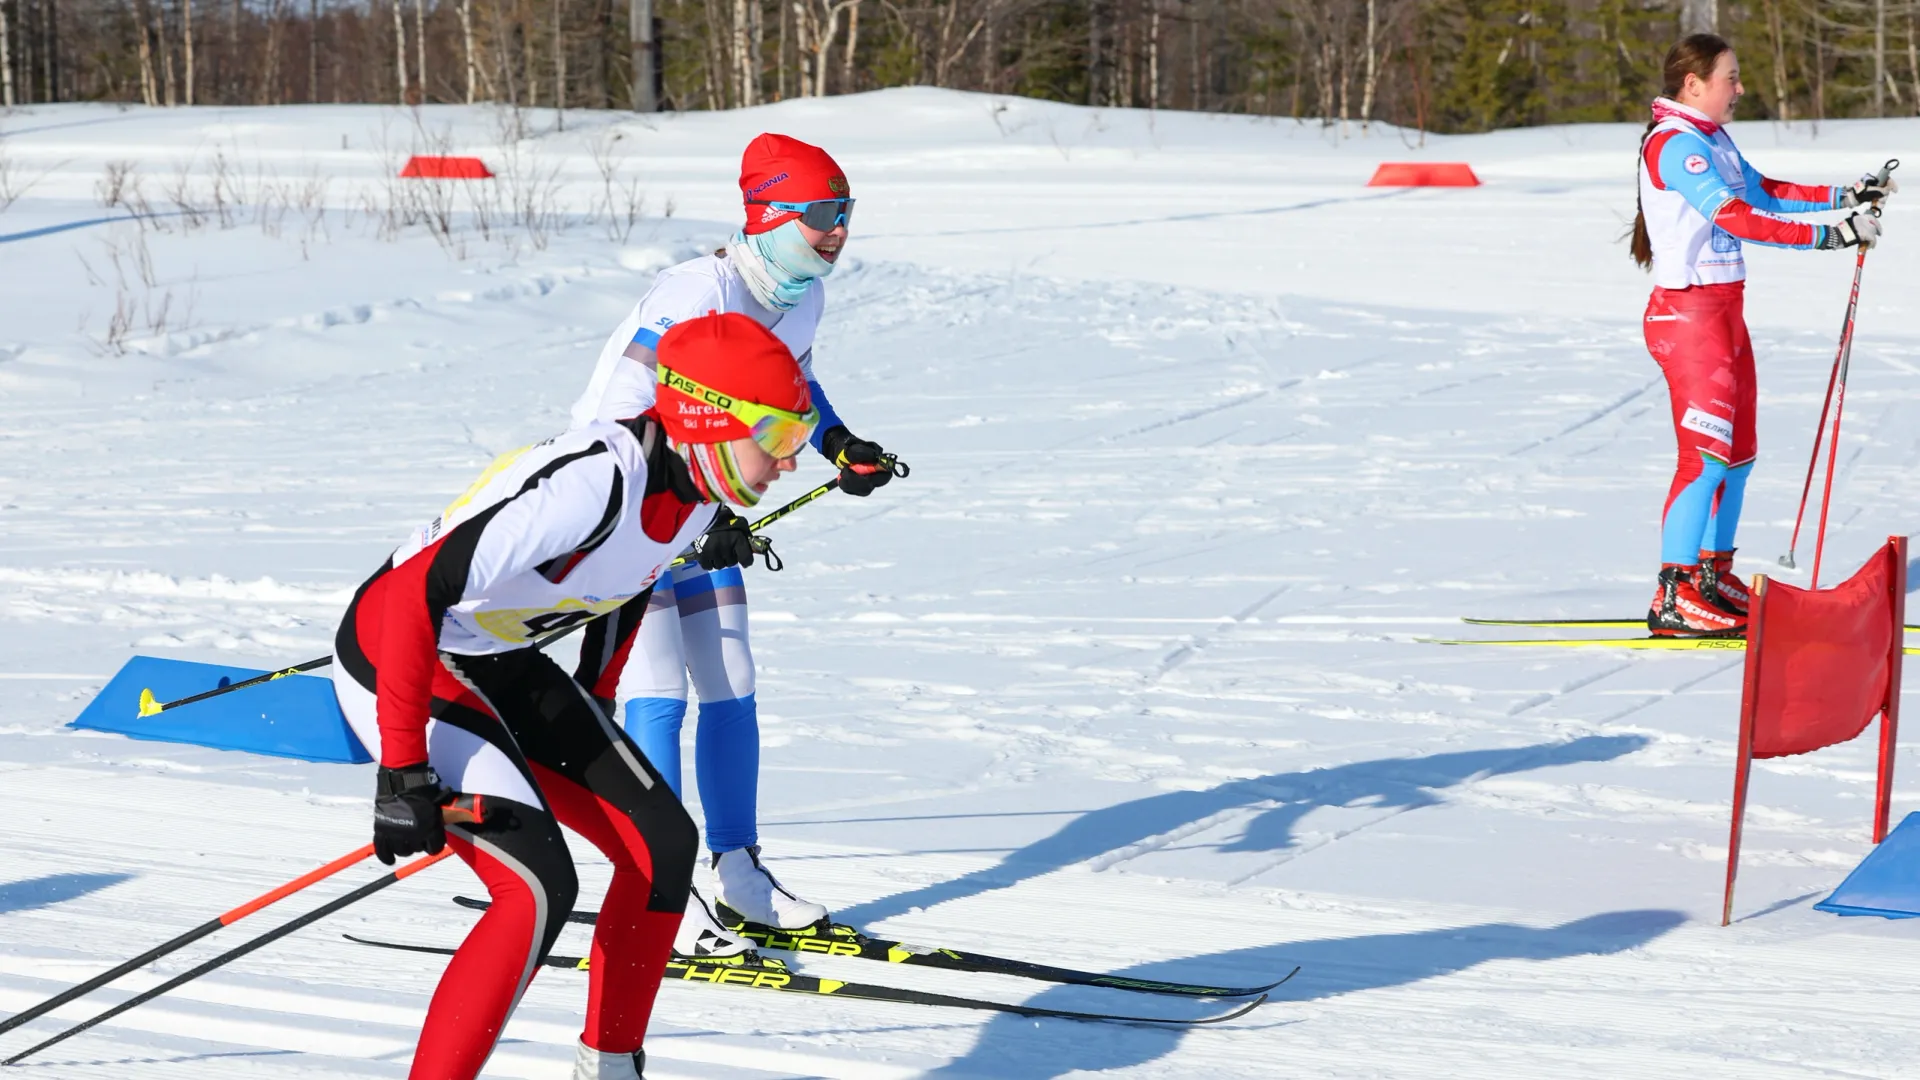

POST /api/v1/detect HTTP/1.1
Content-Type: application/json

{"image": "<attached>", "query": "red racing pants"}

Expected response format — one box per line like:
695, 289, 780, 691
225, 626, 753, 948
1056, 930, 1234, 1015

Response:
1644, 282, 1756, 566
335, 598, 697, 1080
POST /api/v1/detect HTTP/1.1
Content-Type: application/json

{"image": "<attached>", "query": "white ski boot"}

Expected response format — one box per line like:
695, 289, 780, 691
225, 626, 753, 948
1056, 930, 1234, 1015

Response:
712, 845, 829, 931
573, 1039, 644, 1079
673, 886, 760, 963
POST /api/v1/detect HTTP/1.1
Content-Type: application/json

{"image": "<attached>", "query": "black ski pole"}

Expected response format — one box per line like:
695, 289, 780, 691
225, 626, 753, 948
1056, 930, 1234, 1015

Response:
132, 466, 884, 719
0, 844, 376, 1040
664, 477, 839, 572
1, 847, 453, 1066
135, 655, 333, 718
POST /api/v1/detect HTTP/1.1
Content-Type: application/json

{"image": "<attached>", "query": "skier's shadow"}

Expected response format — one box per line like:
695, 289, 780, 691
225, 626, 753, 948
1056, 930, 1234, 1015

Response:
928, 908, 1685, 1078
836, 734, 1650, 927
0, 873, 131, 915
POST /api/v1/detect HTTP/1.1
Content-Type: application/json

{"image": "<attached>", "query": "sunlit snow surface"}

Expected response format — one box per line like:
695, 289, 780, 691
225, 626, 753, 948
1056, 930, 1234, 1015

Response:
4, 91, 1920, 1078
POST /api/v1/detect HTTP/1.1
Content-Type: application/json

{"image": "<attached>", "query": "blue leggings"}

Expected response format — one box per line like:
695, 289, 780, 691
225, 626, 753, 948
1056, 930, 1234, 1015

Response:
1661, 456, 1752, 564
619, 562, 759, 853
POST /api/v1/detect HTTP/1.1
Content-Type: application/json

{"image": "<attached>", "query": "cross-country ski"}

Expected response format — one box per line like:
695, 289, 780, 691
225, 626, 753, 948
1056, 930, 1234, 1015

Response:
450, 893, 1293, 998
344, 932, 1280, 1026
1462, 616, 1920, 630
1428, 635, 1754, 650
6, 25, 1920, 1080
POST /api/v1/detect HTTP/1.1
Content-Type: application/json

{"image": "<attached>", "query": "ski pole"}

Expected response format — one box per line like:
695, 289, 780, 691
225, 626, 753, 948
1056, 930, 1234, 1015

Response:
130, 464, 890, 719
1, 847, 454, 1066
1782, 160, 1895, 571
746, 453, 907, 530
1778, 324, 1846, 572
698, 455, 906, 569
135, 655, 333, 718
658, 457, 904, 572
696, 451, 906, 552
1809, 312, 1858, 591
0, 844, 376, 1040
1808, 187, 1893, 586
665, 477, 840, 572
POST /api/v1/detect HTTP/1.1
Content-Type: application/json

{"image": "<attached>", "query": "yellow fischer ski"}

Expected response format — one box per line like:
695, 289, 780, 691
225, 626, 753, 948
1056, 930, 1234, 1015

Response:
1461, 617, 1920, 632
1428, 635, 1920, 654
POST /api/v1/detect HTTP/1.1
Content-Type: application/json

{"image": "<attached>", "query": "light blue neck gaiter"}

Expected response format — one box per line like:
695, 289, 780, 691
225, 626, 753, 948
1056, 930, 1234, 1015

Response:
729, 220, 836, 312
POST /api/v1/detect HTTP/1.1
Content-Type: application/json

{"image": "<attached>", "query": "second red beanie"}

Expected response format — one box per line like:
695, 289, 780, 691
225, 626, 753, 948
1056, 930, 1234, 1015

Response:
739, 133, 850, 235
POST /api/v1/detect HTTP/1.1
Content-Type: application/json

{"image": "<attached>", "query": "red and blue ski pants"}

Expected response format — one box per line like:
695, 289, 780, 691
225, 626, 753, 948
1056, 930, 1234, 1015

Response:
335, 608, 696, 1080
1645, 282, 1756, 566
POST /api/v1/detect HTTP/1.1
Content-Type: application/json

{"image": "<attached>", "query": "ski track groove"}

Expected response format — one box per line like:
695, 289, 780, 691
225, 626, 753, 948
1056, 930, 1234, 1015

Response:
1506, 374, 1664, 457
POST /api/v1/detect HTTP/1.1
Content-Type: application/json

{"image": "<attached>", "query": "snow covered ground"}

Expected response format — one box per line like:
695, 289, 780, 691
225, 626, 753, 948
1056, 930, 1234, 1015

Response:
4, 91, 1920, 1078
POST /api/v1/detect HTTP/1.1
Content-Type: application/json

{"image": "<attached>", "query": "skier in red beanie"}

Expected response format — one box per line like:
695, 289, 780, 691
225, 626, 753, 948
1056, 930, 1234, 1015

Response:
567, 133, 900, 964
333, 313, 815, 1080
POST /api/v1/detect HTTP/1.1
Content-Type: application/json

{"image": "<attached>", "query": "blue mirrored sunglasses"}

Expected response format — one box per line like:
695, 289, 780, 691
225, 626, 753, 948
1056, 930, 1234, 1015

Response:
749, 197, 855, 231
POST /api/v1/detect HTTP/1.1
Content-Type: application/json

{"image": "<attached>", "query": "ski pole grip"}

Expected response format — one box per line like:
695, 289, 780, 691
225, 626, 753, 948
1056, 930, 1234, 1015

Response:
439, 794, 490, 827
850, 454, 910, 477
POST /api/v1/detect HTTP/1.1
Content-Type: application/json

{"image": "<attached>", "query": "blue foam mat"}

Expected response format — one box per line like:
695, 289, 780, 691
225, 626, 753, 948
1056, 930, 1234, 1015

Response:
1815, 812, 1920, 919
71, 656, 370, 764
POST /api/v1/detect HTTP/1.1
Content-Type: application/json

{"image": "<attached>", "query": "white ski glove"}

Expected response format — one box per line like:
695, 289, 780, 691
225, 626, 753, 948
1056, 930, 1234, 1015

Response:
1841, 172, 1899, 208
1822, 213, 1883, 250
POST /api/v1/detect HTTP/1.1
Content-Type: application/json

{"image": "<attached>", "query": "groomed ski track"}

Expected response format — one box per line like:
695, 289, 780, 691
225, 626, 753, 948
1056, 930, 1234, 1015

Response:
3, 92, 1920, 1076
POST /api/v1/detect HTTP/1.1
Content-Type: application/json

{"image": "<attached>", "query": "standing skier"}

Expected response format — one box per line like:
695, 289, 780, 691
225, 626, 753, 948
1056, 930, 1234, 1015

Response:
572, 133, 893, 959
1631, 33, 1894, 636
333, 313, 816, 1080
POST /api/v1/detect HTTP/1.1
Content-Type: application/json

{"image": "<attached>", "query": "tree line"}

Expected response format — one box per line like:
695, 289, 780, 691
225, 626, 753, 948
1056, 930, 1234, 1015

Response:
4, 0, 1919, 131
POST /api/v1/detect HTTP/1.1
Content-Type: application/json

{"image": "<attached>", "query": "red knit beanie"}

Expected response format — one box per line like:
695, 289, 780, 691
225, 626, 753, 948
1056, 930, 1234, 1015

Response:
739, 133, 850, 235
654, 313, 812, 445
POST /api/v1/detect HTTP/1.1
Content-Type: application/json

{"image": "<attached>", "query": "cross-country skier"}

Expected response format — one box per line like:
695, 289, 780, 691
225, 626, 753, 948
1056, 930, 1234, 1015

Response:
1631, 33, 1895, 637
332, 313, 817, 1080
571, 133, 892, 960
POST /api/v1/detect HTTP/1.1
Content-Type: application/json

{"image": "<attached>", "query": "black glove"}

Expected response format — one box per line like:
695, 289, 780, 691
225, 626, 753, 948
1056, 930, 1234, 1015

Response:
1820, 212, 1883, 250
373, 764, 451, 866
821, 426, 893, 497
692, 505, 757, 570
1841, 171, 1898, 208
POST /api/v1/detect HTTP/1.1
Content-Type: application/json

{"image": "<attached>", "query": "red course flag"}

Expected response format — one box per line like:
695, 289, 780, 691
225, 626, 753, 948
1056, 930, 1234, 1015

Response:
1723, 536, 1907, 925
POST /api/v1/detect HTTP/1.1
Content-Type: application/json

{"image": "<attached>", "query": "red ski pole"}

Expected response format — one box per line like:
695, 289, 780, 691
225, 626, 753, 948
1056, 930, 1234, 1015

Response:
1777, 318, 1847, 571
1784, 162, 1895, 573
1809, 325, 1856, 591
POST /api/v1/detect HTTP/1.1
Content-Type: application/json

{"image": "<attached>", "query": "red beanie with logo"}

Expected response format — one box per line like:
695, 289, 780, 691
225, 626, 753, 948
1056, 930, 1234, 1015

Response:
654, 313, 812, 445
739, 133, 850, 235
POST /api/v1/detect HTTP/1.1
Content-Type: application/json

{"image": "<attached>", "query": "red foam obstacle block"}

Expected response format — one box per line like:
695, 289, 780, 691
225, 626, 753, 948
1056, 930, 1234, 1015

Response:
399, 155, 494, 179
1367, 162, 1481, 187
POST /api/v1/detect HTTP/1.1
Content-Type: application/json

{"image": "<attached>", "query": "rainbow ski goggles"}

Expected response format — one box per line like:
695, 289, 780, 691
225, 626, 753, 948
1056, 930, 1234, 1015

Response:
660, 366, 820, 459
747, 197, 855, 231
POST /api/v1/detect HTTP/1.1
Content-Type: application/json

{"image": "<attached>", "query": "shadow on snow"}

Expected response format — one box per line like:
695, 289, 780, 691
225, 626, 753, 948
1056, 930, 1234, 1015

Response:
927, 908, 1685, 1078
837, 734, 1651, 927
0, 873, 132, 916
